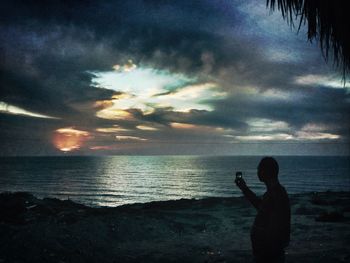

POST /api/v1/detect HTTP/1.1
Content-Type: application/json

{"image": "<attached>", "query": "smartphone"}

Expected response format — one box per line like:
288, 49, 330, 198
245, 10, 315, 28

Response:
236, 171, 243, 180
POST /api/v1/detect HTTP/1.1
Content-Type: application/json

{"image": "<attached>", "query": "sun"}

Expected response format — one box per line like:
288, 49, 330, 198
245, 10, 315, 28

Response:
53, 127, 91, 152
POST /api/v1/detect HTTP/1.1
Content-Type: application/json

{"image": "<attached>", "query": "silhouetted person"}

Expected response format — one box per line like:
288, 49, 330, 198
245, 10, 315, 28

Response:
235, 157, 290, 263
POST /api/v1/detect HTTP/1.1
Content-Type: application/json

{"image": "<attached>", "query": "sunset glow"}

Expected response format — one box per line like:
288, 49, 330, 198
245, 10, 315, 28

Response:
116, 135, 147, 141
90, 66, 225, 120
53, 127, 91, 152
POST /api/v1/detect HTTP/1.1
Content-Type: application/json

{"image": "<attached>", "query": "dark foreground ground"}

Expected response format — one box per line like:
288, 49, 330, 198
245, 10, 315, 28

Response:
0, 191, 349, 263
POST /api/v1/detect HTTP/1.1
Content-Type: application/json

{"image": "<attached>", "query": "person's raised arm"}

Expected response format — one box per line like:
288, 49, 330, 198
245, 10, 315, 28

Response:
235, 178, 262, 210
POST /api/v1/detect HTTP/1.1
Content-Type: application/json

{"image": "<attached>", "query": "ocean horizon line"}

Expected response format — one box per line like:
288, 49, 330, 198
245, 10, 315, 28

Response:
1, 154, 350, 157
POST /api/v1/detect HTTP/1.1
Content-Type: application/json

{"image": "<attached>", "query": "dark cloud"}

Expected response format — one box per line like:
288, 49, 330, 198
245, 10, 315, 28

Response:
0, 113, 62, 155
0, 0, 349, 155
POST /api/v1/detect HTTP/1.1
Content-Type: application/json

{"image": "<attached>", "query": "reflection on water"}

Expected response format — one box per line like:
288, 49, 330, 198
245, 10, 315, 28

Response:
0, 156, 349, 206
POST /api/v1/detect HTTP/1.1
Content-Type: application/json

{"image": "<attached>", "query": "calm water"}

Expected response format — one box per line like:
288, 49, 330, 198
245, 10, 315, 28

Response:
0, 156, 349, 207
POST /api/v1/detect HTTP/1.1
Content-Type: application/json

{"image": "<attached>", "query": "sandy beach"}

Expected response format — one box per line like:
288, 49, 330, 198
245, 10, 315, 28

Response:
0, 191, 349, 263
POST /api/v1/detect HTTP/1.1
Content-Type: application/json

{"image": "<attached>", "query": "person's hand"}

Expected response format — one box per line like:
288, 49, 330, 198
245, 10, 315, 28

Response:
235, 177, 248, 191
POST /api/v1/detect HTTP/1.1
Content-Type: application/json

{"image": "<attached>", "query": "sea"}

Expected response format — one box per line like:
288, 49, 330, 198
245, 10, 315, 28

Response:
0, 156, 349, 207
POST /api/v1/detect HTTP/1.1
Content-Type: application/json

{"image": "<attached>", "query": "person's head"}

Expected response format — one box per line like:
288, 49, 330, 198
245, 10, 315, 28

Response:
257, 157, 279, 182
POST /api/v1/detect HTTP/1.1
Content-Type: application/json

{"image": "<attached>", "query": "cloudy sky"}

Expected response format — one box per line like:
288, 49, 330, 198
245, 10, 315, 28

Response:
1, 0, 349, 156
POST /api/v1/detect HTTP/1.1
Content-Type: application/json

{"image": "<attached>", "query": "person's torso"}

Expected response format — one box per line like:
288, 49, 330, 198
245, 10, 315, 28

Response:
251, 184, 291, 250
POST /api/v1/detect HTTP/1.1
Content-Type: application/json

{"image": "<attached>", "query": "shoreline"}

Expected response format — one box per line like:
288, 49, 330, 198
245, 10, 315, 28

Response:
1, 191, 349, 262
1, 189, 349, 208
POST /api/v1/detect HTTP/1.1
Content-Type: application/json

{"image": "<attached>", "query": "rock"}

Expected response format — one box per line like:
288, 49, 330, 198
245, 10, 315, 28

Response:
0, 192, 32, 224
311, 192, 329, 206
315, 211, 345, 222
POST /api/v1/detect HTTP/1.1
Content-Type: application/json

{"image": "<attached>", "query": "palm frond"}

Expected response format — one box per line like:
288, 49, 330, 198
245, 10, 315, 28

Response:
267, 0, 349, 81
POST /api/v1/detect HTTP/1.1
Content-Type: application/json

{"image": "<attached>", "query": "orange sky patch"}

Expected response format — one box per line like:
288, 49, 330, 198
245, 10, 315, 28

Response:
53, 127, 91, 152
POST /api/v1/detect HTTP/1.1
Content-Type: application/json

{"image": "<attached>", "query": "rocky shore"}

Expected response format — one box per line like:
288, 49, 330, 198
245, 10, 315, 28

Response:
0, 191, 349, 263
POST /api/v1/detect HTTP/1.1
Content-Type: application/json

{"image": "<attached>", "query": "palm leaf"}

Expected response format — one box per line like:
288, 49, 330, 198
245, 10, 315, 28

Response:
267, 0, 349, 81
